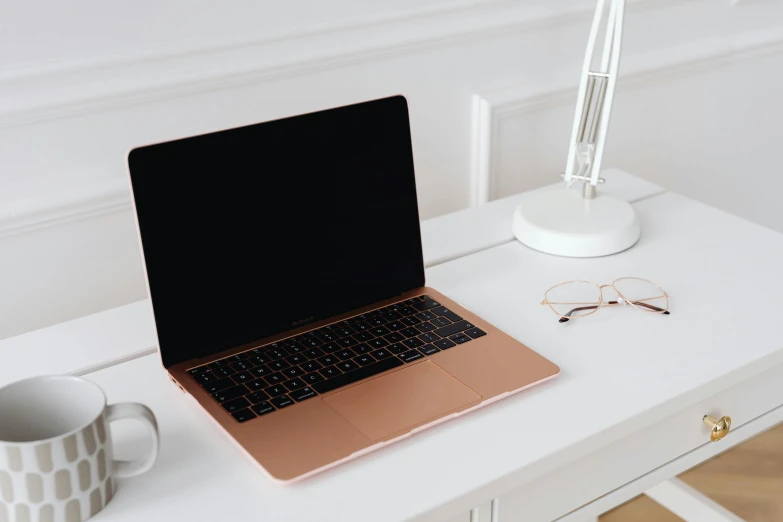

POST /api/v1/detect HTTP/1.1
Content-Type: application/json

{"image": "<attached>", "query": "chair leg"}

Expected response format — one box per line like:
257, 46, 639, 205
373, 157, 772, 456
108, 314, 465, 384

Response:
645, 478, 745, 522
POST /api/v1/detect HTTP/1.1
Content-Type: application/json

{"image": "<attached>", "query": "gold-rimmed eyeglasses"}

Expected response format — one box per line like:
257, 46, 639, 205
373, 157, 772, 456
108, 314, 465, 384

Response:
541, 277, 670, 323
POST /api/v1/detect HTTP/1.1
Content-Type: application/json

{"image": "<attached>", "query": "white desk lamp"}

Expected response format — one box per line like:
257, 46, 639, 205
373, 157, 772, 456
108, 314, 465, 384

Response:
512, 0, 640, 257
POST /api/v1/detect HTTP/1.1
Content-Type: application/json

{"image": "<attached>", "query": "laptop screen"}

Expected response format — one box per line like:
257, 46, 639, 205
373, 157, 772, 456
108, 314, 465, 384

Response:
128, 96, 425, 368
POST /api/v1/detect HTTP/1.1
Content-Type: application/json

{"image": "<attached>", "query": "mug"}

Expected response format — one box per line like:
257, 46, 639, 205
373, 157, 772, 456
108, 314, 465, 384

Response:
0, 375, 159, 522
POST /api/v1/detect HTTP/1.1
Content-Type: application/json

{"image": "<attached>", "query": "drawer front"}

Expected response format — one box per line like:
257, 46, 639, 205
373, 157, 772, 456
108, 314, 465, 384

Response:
495, 362, 783, 522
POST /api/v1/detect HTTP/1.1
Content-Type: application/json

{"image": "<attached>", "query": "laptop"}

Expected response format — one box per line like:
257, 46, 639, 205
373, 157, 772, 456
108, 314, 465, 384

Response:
127, 95, 560, 483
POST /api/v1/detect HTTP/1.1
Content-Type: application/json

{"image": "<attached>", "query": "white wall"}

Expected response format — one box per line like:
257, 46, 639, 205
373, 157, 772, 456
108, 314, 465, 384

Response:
2, 0, 782, 339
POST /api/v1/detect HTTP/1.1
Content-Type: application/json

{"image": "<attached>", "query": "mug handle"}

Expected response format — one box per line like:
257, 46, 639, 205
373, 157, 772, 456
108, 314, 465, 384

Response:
105, 403, 160, 479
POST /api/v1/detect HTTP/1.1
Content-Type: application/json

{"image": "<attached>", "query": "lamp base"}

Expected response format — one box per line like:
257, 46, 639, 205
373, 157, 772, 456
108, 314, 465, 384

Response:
512, 186, 640, 257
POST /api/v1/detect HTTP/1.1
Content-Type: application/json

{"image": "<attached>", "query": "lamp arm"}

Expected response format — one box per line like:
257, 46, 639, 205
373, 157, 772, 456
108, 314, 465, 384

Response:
563, 0, 625, 188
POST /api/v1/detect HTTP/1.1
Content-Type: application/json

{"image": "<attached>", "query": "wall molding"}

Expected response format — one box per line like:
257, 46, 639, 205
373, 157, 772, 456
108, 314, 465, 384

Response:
0, 178, 130, 238
470, 24, 783, 205
0, 0, 684, 130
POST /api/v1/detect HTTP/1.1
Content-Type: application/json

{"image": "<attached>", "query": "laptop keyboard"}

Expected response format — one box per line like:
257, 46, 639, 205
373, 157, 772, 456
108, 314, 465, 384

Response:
186, 295, 487, 423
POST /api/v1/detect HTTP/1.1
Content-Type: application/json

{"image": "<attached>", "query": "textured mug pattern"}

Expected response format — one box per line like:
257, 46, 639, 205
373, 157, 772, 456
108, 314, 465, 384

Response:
0, 414, 115, 522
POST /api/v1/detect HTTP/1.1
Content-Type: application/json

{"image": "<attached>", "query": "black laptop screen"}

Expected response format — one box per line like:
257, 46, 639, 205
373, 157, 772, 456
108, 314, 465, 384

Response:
128, 96, 425, 368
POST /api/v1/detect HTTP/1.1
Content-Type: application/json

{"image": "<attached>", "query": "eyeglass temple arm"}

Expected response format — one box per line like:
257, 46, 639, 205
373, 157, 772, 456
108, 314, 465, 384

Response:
559, 300, 670, 323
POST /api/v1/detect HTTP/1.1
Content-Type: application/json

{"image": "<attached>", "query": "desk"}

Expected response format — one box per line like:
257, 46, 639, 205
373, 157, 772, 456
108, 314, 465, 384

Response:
4, 171, 782, 522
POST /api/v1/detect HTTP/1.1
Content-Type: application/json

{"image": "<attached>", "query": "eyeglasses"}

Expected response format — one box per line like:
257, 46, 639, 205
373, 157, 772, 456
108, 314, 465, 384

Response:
541, 277, 670, 323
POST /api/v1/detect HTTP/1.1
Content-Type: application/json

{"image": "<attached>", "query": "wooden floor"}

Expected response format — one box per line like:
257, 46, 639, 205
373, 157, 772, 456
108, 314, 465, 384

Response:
601, 423, 783, 522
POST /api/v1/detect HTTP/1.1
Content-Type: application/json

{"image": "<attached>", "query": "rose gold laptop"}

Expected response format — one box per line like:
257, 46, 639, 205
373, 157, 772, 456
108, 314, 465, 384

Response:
126, 95, 559, 483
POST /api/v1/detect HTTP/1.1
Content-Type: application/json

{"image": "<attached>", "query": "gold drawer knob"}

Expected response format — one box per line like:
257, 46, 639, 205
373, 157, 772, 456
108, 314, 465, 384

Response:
703, 415, 731, 442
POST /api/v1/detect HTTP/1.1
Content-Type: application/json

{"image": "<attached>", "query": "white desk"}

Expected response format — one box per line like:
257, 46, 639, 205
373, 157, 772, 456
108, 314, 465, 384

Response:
4, 171, 782, 522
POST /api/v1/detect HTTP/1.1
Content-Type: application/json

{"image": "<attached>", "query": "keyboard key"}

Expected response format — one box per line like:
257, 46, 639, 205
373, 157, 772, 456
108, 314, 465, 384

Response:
305, 330, 320, 338
321, 343, 341, 353
194, 371, 219, 385
285, 354, 307, 366
403, 337, 424, 349
265, 384, 288, 397
301, 338, 321, 348
368, 338, 389, 349
399, 350, 424, 363
318, 354, 339, 366
319, 366, 342, 379
230, 361, 253, 372
385, 332, 405, 343
354, 354, 376, 366
443, 310, 463, 322
304, 372, 324, 385
450, 333, 471, 344
417, 321, 437, 333
353, 343, 372, 354
271, 395, 295, 409
370, 349, 392, 360
399, 307, 418, 317
213, 366, 237, 378
251, 402, 276, 416
401, 316, 422, 326
387, 321, 405, 331
268, 349, 289, 360
466, 328, 487, 339
353, 321, 371, 332
400, 327, 421, 339
416, 311, 436, 321
337, 327, 356, 337
232, 371, 253, 384
419, 333, 440, 344
286, 343, 304, 353
337, 360, 359, 373
248, 355, 267, 366
265, 372, 284, 384
354, 331, 374, 342
208, 360, 228, 369
213, 385, 249, 403
222, 397, 250, 413
434, 338, 456, 350
421, 295, 432, 300
245, 379, 267, 391
246, 390, 270, 404
188, 366, 209, 376
268, 360, 291, 371
420, 344, 440, 356
433, 320, 474, 339
284, 378, 307, 391
388, 343, 407, 354
283, 366, 304, 378
382, 312, 402, 321
368, 316, 387, 326
319, 333, 338, 343
431, 316, 452, 327
301, 361, 323, 372
203, 378, 235, 394
338, 337, 358, 348
290, 387, 318, 402
231, 409, 256, 423
250, 366, 269, 378
413, 299, 441, 311
337, 349, 357, 361
313, 357, 404, 394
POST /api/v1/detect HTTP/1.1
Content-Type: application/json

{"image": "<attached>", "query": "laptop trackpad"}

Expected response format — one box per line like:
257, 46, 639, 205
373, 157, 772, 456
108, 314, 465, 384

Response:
322, 361, 481, 441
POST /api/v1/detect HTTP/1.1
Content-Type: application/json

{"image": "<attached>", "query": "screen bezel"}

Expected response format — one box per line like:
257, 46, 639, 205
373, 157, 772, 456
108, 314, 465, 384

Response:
126, 95, 425, 369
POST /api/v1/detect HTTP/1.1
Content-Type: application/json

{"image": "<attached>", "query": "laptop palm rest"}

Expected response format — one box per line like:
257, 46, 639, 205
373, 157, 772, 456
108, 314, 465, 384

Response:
322, 361, 481, 441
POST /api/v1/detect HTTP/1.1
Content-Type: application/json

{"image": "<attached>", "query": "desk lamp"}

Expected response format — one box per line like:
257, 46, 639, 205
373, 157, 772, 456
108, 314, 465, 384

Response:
512, 0, 640, 257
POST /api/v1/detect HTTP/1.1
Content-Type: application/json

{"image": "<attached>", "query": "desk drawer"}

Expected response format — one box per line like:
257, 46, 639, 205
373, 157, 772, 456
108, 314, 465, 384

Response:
496, 362, 783, 522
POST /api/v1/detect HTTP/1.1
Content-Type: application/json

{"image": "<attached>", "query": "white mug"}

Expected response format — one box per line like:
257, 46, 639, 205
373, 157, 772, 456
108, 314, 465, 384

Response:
0, 375, 159, 522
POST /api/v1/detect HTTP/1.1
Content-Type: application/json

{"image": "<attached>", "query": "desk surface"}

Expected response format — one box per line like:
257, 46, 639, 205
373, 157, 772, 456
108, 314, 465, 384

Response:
10, 172, 783, 522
